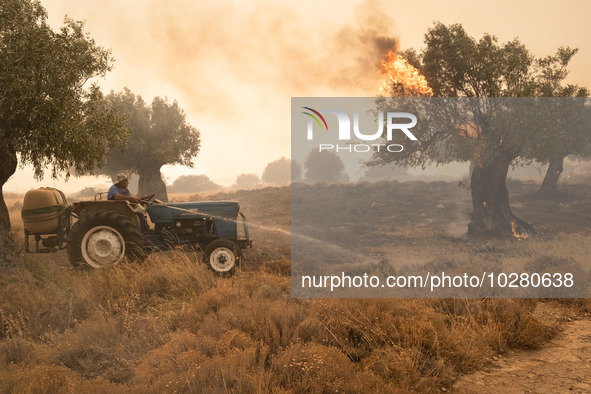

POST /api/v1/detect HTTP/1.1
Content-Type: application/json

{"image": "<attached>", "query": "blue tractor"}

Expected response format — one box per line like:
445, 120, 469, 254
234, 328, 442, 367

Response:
21, 189, 252, 275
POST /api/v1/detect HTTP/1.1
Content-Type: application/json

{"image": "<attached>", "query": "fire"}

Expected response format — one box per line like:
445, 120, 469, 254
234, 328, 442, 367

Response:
379, 50, 433, 97
457, 122, 481, 138
510, 221, 529, 240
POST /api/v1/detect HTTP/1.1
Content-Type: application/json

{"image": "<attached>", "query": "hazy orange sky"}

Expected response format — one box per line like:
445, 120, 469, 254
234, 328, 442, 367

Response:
6, 0, 591, 193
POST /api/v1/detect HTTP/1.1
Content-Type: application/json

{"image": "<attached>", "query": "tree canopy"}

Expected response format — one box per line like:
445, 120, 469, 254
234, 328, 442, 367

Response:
234, 174, 260, 190
0, 0, 125, 242
262, 157, 293, 185
304, 151, 349, 184
372, 22, 590, 236
168, 175, 222, 194
96, 89, 201, 201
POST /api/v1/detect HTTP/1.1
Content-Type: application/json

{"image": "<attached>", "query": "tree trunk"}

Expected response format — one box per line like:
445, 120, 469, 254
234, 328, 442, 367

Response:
138, 165, 168, 202
539, 156, 564, 195
468, 155, 532, 237
0, 149, 18, 265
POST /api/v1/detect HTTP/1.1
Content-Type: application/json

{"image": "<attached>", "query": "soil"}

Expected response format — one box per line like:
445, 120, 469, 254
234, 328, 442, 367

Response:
453, 303, 591, 393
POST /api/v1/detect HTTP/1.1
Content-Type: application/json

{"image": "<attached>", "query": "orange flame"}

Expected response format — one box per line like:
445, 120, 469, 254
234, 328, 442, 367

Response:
379, 50, 433, 97
511, 221, 529, 240
457, 122, 481, 139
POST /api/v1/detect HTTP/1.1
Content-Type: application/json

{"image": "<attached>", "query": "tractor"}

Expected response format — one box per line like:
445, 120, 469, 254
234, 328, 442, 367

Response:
21, 188, 252, 275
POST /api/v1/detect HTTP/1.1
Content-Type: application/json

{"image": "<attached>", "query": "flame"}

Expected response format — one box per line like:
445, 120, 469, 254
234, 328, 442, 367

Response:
457, 122, 481, 138
511, 221, 529, 240
379, 50, 433, 97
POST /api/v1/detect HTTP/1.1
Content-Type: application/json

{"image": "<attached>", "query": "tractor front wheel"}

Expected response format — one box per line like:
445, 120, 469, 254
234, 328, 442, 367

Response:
204, 240, 239, 275
67, 210, 145, 269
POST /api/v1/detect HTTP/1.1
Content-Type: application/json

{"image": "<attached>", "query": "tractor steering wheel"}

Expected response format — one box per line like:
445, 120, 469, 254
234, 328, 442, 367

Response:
138, 193, 156, 205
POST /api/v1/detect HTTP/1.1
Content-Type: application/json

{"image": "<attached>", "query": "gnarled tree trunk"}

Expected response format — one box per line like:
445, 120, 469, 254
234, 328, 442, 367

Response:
0, 148, 18, 265
138, 164, 168, 202
539, 156, 564, 195
468, 155, 532, 237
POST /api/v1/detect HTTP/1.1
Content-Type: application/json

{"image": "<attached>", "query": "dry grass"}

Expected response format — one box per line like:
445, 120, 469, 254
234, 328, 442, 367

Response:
1, 184, 588, 393
0, 253, 563, 393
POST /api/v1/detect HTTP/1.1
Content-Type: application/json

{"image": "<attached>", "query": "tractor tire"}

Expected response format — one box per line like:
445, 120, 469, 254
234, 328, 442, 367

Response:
67, 210, 145, 269
204, 239, 240, 276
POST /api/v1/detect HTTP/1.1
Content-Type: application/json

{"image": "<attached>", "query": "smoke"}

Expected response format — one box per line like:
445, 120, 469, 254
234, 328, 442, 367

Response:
135, 0, 398, 110
42, 0, 399, 185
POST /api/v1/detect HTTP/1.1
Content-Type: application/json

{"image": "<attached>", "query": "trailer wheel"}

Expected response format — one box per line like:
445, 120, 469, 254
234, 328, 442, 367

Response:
204, 240, 239, 275
67, 210, 145, 269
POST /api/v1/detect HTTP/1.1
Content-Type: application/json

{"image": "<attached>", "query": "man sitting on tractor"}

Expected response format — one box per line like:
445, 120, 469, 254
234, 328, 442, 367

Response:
108, 174, 151, 232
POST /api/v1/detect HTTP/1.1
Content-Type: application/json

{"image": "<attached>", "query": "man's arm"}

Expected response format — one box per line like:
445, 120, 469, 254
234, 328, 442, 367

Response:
112, 193, 140, 204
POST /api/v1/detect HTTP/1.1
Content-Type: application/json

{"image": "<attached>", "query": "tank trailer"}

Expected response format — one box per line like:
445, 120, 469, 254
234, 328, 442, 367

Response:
21, 188, 252, 275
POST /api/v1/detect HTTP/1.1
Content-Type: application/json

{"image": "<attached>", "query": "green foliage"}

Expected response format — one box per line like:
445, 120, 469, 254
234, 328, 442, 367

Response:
98, 89, 201, 177
0, 0, 126, 179
421, 23, 536, 97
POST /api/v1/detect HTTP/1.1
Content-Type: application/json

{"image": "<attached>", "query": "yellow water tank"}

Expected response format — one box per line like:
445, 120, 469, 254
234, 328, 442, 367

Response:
21, 188, 68, 234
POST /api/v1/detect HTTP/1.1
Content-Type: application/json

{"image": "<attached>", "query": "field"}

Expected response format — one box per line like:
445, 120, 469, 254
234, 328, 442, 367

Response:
0, 180, 590, 393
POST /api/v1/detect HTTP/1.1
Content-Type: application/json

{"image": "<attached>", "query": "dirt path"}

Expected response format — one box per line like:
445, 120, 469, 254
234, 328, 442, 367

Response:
453, 306, 591, 393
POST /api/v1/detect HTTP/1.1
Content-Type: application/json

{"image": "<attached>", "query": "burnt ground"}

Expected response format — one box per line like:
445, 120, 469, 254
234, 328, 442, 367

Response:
189, 179, 591, 269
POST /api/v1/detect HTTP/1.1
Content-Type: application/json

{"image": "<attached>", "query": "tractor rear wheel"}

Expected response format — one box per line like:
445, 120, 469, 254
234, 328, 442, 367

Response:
204, 239, 239, 275
67, 210, 145, 269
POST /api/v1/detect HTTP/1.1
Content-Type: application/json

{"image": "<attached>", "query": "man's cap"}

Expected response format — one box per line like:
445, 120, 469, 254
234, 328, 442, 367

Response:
116, 173, 128, 183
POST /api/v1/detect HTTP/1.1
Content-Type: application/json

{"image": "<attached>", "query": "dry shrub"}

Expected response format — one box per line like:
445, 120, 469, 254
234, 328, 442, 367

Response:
0, 268, 81, 340
551, 298, 591, 313
181, 347, 270, 393
513, 313, 557, 349
0, 249, 213, 342
295, 317, 324, 343
260, 259, 291, 276
215, 299, 305, 354
79, 251, 212, 311
364, 346, 451, 392
0, 255, 561, 392
272, 342, 385, 393
0, 365, 123, 394
179, 274, 305, 355
288, 297, 552, 391
0, 337, 35, 367
133, 331, 205, 387
51, 317, 134, 383
133, 331, 271, 393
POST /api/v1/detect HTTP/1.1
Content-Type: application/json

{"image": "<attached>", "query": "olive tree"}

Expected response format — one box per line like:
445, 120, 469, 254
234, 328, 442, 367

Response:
0, 0, 126, 248
96, 89, 201, 202
372, 23, 589, 236
534, 48, 590, 194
